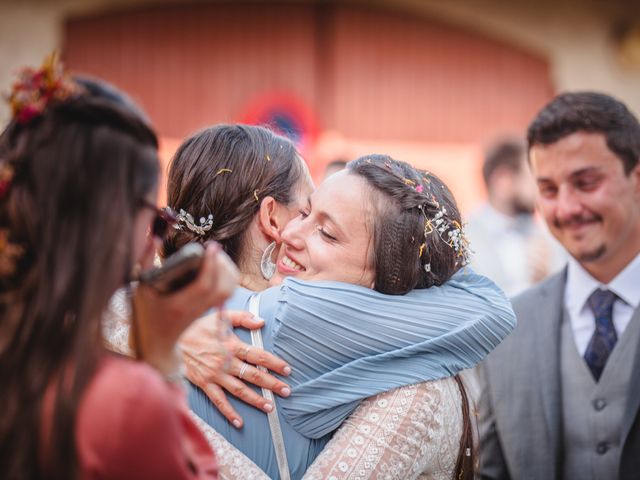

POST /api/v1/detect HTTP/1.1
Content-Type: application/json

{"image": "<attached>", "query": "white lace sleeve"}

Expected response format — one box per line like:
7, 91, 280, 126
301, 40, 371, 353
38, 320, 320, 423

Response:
189, 411, 270, 480
102, 288, 133, 356
303, 378, 464, 480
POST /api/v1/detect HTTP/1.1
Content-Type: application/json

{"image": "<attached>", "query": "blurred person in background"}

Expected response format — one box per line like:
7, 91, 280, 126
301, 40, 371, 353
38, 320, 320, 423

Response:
466, 138, 564, 297
322, 158, 347, 179
0, 57, 238, 479
478, 92, 640, 480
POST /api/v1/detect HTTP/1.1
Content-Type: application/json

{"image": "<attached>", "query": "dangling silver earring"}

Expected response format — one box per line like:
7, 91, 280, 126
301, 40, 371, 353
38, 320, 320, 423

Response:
260, 241, 277, 280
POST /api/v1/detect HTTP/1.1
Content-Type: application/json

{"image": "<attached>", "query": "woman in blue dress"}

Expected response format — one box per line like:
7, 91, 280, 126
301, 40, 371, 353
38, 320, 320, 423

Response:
158, 127, 515, 479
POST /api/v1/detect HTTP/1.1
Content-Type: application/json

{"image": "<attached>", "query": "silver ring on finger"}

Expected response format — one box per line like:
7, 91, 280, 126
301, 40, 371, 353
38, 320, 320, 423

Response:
239, 361, 250, 380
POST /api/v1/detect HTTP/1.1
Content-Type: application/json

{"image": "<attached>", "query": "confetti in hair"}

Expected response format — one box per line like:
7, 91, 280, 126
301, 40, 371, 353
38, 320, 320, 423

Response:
215, 168, 232, 177
253, 189, 260, 203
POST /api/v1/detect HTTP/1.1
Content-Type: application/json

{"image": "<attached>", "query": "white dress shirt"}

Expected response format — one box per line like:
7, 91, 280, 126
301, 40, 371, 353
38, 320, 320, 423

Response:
466, 204, 566, 297
565, 253, 640, 355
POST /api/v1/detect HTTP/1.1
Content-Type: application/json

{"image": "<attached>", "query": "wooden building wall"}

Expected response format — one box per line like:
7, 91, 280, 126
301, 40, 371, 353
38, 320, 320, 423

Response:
63, 2, 554, 207
64, 2, 553, 142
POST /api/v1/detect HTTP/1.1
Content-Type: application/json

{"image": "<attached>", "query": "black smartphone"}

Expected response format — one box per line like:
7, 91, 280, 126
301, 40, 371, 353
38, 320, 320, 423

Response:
138, 243, 205, 294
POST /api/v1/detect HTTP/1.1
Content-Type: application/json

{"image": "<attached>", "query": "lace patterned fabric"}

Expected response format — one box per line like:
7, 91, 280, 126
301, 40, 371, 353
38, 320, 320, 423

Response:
304, 378, 463, 480
102, 288, 133, 356
191, 379, 464, 480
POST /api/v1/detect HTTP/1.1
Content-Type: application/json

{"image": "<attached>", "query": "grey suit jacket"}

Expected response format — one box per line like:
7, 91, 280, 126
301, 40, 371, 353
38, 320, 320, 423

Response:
477, 269, 640, 480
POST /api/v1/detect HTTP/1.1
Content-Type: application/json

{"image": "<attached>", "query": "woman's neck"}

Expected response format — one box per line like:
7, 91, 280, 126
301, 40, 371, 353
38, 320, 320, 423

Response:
237, 237, 272, 291
239, 273, 269, 292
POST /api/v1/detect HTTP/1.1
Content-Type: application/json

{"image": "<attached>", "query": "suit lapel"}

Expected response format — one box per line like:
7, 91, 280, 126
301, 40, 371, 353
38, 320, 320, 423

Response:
533, 270, 567, 472
621, 305, 640, 444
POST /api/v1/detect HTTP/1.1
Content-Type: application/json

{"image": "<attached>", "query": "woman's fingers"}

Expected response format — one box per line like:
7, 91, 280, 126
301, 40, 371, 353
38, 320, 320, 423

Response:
203, 359, 275, 414
230, 356, 291, 397
240, 343, 292, 378
227, 310, 265, 329
202, 383, 244, 428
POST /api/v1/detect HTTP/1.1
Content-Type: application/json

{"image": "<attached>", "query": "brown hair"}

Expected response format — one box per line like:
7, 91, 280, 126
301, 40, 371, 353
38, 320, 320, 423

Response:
482, 139, 526, 187
0, 90, 158, 478
163, 124, 307, 263
347, 154, 466, 295
348, 154, 474, 479
527, 91, 640, 174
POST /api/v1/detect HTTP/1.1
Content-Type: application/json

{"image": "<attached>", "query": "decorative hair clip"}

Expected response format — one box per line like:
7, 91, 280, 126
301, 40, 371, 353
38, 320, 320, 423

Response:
418, 205, 469, 266
8, 52, 80, 125
174, 209, 214, 236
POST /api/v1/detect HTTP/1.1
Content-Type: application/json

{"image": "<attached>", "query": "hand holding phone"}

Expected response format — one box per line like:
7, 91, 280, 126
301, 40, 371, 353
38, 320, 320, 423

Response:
138, 243, 204, 294
131, 242, 239, 377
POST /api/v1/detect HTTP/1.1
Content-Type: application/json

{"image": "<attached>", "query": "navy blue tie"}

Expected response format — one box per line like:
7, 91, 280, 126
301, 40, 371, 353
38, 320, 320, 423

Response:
584, 289, 618, 381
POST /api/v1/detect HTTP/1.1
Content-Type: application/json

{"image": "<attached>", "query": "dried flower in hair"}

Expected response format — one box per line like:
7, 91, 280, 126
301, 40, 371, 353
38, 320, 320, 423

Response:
418, 204, 469, 265
8, 52, 80, 124
415, 185, 423, 193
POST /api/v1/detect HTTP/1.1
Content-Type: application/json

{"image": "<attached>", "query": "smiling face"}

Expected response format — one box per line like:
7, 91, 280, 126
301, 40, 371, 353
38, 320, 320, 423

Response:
531, 131, 640, 281
276, 170, 376, 287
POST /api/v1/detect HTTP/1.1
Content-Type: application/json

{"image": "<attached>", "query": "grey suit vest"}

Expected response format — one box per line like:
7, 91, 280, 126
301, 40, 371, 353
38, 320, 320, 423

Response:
560, 307, 640, 479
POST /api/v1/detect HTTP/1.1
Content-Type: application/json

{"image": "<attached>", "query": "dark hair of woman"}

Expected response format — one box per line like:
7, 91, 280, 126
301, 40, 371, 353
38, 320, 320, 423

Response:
0, 92, 158, 478
162, 124, 306, 267
348, 154, 474, 480
347, 154, 467, 295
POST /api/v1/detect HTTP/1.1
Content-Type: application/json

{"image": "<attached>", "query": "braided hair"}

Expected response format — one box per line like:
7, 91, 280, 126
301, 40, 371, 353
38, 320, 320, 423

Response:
347, 154, 467, 295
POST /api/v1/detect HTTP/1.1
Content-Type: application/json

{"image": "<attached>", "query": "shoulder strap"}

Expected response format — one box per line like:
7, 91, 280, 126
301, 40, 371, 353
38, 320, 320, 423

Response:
248, 294, 291, 480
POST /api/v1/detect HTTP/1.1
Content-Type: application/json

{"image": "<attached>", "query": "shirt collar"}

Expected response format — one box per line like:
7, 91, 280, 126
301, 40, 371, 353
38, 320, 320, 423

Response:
566, 253, 640, 315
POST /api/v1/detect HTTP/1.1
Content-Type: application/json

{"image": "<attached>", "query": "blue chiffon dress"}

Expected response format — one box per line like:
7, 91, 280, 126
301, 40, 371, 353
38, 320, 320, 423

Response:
189, 268, 515, 479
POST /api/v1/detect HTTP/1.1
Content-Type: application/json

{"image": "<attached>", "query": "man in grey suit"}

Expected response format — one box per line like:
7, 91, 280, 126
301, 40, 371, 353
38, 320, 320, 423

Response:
478, 92, 640, 480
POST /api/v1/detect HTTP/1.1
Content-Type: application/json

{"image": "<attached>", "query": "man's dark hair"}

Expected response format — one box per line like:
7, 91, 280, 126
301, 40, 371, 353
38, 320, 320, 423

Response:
482, 140, 526, 187
527, 91, 640, 174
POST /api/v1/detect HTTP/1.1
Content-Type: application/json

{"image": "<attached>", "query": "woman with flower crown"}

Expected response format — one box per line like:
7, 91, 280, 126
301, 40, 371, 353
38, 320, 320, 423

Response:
108, 123, 515, 479
0, 57, 239, 478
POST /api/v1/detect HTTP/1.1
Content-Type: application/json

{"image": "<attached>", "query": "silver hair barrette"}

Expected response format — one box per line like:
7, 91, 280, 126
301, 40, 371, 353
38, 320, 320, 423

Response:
174, 209, 214, 236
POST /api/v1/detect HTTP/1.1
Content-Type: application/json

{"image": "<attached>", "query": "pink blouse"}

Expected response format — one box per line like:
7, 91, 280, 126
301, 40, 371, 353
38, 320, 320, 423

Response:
75, 355, 218, 479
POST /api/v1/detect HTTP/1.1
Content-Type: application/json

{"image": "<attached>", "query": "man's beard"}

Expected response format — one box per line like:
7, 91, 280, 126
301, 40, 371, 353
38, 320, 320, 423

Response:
576, 244, 607, 263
